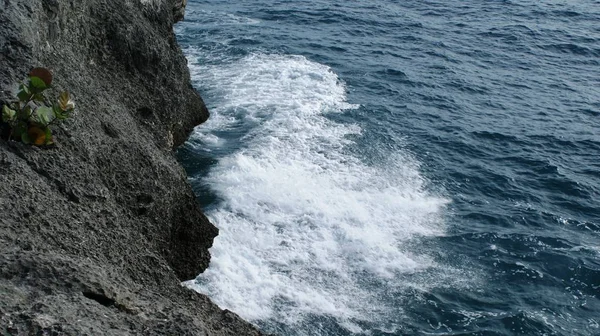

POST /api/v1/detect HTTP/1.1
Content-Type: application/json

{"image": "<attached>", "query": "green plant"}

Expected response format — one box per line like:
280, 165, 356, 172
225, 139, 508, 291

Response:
1, 68, 74, 146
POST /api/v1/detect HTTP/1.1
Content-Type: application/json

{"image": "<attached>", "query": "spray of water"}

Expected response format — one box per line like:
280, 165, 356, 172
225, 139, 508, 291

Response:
183, 51, 450, 332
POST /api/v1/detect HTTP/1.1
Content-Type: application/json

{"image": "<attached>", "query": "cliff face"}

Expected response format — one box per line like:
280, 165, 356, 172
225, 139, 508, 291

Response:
0, 0, 260, 334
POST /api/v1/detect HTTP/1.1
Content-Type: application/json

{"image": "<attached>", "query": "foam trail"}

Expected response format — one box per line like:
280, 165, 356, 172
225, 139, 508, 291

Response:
183, 51, 450, 333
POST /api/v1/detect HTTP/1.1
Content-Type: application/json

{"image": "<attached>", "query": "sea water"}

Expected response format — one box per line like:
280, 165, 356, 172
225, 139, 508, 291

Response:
175, 1, 600, 335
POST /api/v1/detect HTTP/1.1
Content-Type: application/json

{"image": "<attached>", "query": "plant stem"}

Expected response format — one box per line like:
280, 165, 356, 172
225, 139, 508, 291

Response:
47, 117, 59, 127
7, 120, 15, 142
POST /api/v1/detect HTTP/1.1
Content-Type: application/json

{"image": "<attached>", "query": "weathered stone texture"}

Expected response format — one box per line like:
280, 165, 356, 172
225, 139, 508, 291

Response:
0, 0, 261, 334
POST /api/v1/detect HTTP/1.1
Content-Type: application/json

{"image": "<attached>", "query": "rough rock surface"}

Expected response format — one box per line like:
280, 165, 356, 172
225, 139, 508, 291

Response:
0, 0, 261, 334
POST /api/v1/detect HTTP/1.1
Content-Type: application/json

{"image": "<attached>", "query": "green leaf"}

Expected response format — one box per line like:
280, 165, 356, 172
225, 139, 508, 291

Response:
29, 76, 47, 90
13, 122, 27, 137
53, 104, 67, 120
36, 106, 54, 126
18, 106, 32, 121
19, 83, 30, 94
17, 89, 30, 102
29, 68, 53, 87
21, 132, 31, 144
44, 127, 54, 145
33, 93, 46, 103
2, 105, 16, 122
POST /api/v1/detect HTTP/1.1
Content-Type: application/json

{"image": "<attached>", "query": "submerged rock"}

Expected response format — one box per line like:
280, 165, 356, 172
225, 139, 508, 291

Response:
0, 0, 261, 334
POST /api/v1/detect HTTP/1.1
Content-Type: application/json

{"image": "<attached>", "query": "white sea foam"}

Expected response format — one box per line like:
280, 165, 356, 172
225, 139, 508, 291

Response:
183, 51, 451, 332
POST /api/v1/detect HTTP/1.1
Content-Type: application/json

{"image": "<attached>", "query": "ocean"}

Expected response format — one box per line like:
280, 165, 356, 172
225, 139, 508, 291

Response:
174, 0, 600, 335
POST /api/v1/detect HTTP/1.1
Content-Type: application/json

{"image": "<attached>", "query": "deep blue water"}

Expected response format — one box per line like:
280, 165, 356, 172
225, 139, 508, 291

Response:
175, 1, 600, 335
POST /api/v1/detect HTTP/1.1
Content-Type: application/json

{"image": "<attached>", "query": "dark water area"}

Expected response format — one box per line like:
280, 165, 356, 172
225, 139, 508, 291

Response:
176, 0, 600, 335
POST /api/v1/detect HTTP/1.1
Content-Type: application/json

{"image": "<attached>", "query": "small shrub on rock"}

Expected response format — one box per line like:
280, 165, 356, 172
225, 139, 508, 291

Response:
1, 68, 75, 146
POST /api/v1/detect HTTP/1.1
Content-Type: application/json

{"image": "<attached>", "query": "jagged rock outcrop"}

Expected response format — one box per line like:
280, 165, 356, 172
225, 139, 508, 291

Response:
0, 0, 261, 334
173, 0, 188, 22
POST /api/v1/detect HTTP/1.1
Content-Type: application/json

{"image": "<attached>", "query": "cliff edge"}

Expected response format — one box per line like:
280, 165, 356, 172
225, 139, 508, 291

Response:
0, 0, 261, 334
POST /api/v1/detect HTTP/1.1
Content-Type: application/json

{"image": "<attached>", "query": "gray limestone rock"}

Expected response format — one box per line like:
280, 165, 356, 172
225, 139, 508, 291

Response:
0, 0, 262, 334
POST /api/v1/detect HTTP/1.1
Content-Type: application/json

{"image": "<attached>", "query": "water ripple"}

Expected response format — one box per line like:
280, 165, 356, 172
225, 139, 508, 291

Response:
177, 0, 600, 335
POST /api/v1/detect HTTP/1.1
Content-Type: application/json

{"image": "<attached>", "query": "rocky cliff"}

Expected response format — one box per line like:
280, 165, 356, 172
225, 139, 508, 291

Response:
0, 0, 261, 334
